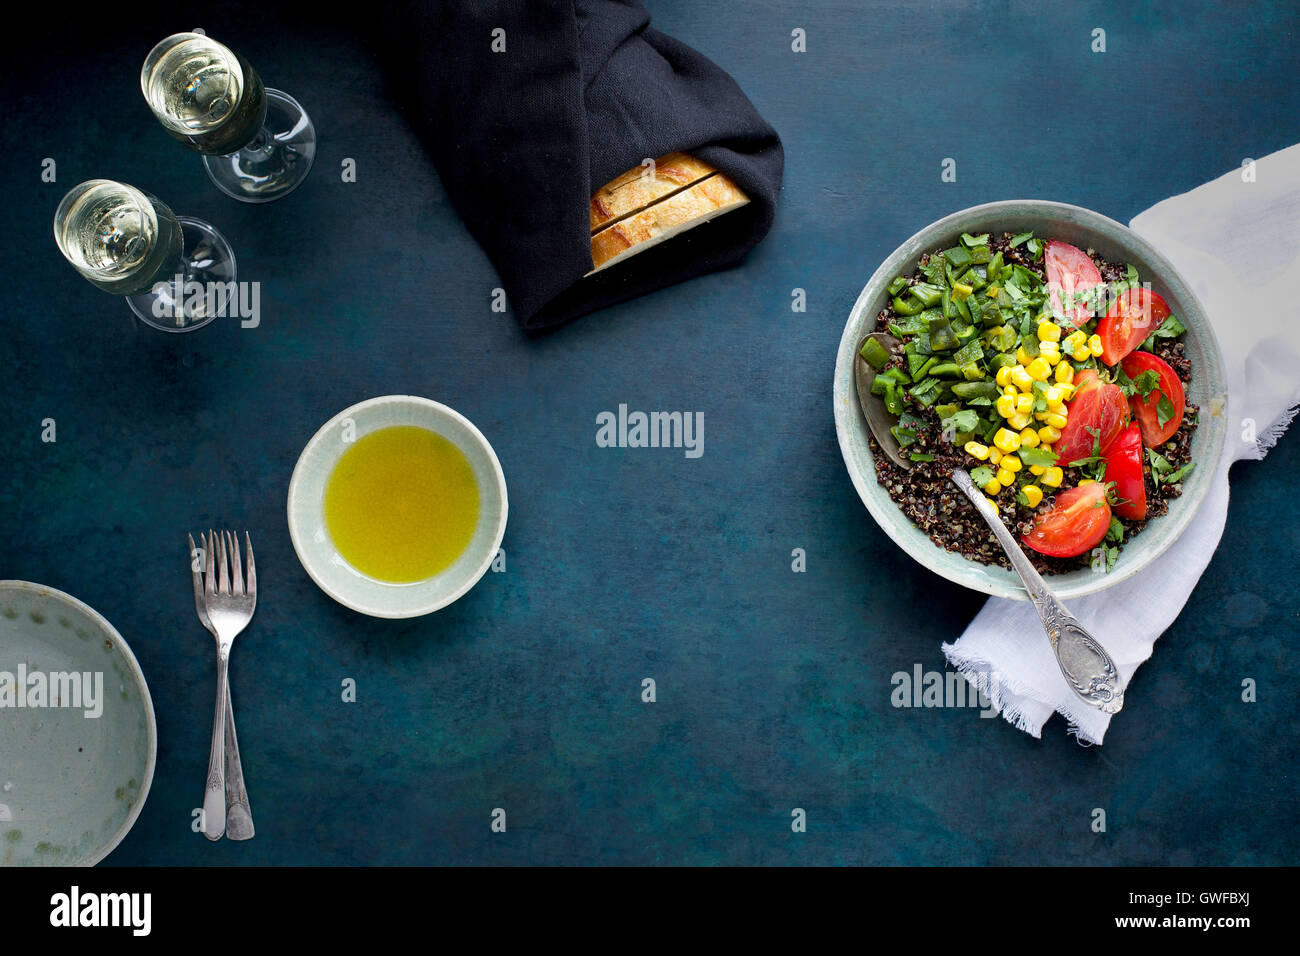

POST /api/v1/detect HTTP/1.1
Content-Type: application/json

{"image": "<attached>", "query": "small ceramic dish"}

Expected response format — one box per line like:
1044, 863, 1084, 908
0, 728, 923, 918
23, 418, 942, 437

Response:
287, 395, 508, 618
834, 200, 1228, 600
0, 581, 156, 866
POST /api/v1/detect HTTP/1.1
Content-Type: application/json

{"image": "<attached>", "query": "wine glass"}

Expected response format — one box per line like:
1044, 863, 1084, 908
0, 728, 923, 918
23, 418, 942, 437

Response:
54, 179, 237, 331
142, 32, 316, 203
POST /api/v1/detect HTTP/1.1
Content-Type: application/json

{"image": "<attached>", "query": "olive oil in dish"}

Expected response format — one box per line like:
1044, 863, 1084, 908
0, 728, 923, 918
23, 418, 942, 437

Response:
323, 426, 480, 583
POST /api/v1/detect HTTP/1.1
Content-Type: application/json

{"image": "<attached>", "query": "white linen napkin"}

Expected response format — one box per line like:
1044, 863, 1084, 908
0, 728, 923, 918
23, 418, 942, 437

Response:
943, 143, 1300, 744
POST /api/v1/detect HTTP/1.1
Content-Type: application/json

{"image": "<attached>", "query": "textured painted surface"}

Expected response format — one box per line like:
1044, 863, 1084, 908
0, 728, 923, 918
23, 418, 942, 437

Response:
3, 1, 1298, 865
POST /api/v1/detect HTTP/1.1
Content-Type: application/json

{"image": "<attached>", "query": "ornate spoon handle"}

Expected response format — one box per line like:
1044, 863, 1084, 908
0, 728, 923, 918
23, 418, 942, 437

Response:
951, 468, 1125, 715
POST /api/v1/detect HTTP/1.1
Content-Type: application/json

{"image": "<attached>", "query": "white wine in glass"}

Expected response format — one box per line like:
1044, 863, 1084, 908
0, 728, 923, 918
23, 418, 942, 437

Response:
54, 180, 237, 331
142, 32, 316, 203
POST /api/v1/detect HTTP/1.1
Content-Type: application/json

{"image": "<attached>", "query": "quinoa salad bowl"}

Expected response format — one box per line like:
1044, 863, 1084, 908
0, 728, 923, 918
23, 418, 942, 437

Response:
834, 200, 1227, 601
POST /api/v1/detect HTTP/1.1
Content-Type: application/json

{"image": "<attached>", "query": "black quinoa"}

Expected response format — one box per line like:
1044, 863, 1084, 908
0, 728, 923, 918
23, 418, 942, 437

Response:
872, 232, 1200, 575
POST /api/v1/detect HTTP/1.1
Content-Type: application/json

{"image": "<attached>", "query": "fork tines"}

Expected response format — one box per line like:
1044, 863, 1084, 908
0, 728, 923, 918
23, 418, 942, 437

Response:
201, 530, 257, 598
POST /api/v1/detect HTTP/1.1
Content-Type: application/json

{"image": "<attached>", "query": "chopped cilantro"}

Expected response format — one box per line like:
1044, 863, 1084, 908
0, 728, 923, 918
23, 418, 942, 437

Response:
1156, 392, 1176, 426
1139, 314, 1188, 351
940, 408, 980, 438
1018, 447, 1059, 467
1132, 369, 1162, 398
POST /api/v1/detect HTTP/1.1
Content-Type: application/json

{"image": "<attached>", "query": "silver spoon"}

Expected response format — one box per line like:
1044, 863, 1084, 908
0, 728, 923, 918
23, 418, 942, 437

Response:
950, 468, 1125, 714
853, 338, 1124, 713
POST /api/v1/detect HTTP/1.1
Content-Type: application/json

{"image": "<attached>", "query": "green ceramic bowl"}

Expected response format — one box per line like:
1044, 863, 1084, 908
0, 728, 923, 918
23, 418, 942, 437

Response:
0, 581, 156, 865
834, 200, 1228, 600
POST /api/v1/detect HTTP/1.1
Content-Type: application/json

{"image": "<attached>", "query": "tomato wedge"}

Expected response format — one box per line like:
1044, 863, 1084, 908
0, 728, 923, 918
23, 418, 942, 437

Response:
1103, 423, 1147, 520
1069, 367, 1101, 397
1096, 288, 1170, 365
1021, 483, 1112, 558
1045, 240, 1103, 330
1054, 374, 1129, 466
1120, 351, 1185, 447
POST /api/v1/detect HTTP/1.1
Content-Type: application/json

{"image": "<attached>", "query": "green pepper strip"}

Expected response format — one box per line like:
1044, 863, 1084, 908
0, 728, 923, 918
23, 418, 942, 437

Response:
987, 251, 1003, 281
910, 283, 944, 308
892, 294, 925, 316
859, 336, 890, 370
884, 382, 902, 415
951, 381, 999, 400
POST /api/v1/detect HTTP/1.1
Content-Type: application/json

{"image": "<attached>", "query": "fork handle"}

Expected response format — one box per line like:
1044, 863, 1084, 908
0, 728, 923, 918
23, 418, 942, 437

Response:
223, 681, 255, 840
203, 648, 229, 841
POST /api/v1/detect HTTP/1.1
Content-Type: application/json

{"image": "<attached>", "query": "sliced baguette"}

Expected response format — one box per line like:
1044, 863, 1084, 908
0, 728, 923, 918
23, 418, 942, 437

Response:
587, 173, 750, 276
589, 152, 718, 233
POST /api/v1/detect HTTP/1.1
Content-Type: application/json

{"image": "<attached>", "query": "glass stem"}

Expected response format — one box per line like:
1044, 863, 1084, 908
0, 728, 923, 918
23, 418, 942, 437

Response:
242, 126, 273, 154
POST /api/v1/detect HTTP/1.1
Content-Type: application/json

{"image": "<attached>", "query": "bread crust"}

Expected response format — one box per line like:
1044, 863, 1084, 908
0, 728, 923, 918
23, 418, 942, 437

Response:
587, 173, 750, 275
588, 152, 718, 233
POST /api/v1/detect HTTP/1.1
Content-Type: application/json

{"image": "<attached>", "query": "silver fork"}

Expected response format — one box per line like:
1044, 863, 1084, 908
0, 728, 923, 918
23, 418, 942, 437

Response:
197, 530, 257, 841
188, 533, 255, 840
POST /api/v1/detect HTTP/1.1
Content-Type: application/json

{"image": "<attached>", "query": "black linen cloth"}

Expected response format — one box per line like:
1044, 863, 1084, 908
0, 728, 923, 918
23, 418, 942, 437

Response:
384, 0, 784, 330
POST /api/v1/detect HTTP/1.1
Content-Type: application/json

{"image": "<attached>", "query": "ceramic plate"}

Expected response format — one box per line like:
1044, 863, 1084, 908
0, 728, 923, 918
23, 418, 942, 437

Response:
0, 581, 156, 865
834, 200, 1228, 600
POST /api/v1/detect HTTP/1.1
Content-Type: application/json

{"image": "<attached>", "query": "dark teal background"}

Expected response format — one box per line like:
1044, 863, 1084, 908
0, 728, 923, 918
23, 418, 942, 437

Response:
4, 1, 1298, 865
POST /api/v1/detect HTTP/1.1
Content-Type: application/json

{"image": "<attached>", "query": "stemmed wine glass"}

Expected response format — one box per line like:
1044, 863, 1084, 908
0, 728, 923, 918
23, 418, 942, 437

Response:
54, 179, 237, 331
142, 32, 316, 203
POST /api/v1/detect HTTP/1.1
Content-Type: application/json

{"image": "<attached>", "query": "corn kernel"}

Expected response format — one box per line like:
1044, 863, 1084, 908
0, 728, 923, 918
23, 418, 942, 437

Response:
996, 467, 1015, 486
1026, 358, 1052, 382
985, 495, 999, 508
1078, 478, 1096, 486
1064, 330, 1087, 349
995, 366, 1013, 388
1041, 466, 1064, 488
1022, 484, 1044, 508
987, 447, 1003, 465
1041, 349, 1061, 366
1016, 346, 1033, 366
1002, 454, 1022, 472
1037, 321, 1062, 343
1018, 428, 1040, 449
1088, 334, 1104, 357
1038, 340, 1061, 356
993, 428, 1022, 453
1015, 393, 1034, 415
1055, 362, 1074, 384
1037, 425, 1062, 444
1071, 346, 1091, 362
1010, 366, 1034, 392
963, 441, 990, 460
995, 395, 1016, 418
1029, 465, 1046, 476
1008, 412, 1032, 430
1041, 412, 1068, 430
1044, 385, 1063, 404
983, 478, 1003, 495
